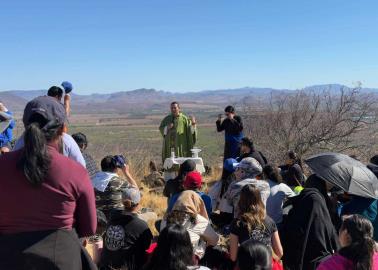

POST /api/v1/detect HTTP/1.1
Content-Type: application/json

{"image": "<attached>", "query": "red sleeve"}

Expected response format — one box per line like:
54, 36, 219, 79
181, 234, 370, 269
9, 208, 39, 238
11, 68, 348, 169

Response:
74, 171, 97, 237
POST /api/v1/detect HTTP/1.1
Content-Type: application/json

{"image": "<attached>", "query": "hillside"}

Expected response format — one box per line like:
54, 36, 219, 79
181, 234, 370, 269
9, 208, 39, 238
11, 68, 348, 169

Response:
1, 84, 377, 114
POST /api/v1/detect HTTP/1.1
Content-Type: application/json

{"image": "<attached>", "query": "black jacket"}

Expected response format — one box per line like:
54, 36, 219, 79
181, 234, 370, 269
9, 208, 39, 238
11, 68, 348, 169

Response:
0, 229, 97, 270
281, 188, 339, 270
237, 151, 267, 167
100, 212, 152, 270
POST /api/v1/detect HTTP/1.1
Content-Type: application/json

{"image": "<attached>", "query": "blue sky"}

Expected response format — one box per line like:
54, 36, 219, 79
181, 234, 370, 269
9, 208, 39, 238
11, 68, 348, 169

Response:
1, 0, 377, 94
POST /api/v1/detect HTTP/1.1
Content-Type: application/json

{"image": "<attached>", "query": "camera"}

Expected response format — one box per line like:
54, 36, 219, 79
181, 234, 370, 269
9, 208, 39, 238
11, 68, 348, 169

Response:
113, 154, 128, 168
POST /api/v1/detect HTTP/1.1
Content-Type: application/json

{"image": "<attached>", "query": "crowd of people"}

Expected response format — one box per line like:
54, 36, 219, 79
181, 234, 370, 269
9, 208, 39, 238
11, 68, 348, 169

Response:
1, 87, 378, 270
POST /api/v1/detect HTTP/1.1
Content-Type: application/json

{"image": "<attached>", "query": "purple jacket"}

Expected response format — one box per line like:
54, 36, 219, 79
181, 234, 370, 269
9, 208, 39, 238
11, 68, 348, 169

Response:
317, 253, 378, 270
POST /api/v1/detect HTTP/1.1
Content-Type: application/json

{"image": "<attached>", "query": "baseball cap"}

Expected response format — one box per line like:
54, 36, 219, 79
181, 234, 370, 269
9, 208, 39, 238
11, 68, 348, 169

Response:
236, 157, 263, 176
23, 96, 66, 127
224, 158, 238, 173
122, 187, 141, 206
183, 171, 202, 189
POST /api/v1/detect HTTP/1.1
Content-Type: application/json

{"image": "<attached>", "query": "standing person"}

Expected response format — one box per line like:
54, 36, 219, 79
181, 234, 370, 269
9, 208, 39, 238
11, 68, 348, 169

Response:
0, 96, 97, 270
47, 85, 64, 101
281, 183, 339, 270
216, 105, 243, 160
317, 214, 378, 270
264, 165, 295, 226
237, 137, 267, 167
0, 102, 15, 153
72, 132, 99, 178
100, 187, 153, 270
61, 81, 73, 116
13, 88, 86, 167
143, 224, 211, 270
159, 102, 197, 163
229, 184, 283, 263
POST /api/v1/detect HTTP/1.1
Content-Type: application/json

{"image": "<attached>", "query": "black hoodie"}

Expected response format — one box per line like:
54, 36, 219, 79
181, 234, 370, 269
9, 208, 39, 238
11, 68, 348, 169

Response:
281, 188, 339, 270
99, 212, 153, 270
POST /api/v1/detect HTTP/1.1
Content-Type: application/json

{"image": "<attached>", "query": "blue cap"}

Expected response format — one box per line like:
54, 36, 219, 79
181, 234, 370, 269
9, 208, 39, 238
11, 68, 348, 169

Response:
61, 81, 73, 94
224, 158, 238, 173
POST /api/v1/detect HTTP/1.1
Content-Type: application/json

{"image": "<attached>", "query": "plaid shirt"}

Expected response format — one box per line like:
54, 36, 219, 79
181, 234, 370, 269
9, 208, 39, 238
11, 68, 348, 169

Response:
83, 151, 99, 178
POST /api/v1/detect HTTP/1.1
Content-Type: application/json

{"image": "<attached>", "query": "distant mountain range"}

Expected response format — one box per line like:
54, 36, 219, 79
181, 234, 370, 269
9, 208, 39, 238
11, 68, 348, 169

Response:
1, 84, 377, 114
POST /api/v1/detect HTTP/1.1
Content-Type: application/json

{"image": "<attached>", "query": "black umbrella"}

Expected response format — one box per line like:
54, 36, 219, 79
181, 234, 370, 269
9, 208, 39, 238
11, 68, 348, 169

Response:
305, 152, 378, 199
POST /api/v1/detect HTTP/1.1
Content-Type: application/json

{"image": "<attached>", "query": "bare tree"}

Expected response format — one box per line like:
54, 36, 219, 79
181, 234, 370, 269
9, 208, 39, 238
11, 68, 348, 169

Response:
242, 86, 378, 162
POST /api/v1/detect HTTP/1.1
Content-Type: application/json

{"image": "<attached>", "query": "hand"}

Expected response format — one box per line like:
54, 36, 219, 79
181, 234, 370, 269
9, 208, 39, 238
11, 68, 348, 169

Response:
0, 103, 6, 112
122, 164, 130, 175
218, 114, 222, 121
190, 115, 196, 125
168, 123, 174, 129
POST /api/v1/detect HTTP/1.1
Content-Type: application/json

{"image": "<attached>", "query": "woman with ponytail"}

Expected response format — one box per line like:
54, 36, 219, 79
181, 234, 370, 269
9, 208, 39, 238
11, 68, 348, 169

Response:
229, 184, 283, 262
0, 96, 97, 270
318, 214, 378, 270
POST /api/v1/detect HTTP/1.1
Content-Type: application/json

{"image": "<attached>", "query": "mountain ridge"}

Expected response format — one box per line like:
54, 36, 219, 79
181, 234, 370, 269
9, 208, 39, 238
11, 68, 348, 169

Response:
1, 84, 377, 114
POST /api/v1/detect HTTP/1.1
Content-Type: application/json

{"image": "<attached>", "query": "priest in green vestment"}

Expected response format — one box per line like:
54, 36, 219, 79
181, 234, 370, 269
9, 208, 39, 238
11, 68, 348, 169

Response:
159, 102, 197, 163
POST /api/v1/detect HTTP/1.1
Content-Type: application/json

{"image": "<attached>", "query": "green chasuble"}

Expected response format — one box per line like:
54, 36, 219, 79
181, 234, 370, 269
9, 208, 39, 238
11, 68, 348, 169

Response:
159, 113, 197, 162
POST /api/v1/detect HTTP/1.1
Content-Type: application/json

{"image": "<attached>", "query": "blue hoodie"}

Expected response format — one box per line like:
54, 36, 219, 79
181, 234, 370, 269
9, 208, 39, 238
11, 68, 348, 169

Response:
0, 111, 15, 147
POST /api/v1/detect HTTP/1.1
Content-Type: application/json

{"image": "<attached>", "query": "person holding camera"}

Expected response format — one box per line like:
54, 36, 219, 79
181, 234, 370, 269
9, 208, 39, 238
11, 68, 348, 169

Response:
92, 155, 138, 219
216, 105, 244, 160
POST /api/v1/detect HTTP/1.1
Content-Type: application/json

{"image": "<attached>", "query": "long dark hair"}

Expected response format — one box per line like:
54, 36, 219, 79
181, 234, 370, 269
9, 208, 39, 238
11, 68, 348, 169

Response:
17, 114, 62, 186
339, 215, 376, 270
238, 184, 266, 232
288, 150, 303, 169
143, 224, 194, 270
238, 239, 272, 270
263, 164, 282, 183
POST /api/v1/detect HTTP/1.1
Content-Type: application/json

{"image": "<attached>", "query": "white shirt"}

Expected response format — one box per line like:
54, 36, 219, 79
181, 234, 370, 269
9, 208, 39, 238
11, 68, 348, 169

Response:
161, 214, 219, 258
13, 133, 86, 168
266, 179, 295, 224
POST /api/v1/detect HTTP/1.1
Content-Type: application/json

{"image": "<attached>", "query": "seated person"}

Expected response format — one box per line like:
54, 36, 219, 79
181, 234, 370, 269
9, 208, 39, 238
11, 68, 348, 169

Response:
99, 187, 153, 270
209, 158, 236, 228
161, 190, 219, 260
236, 137, 267, 167
72, 132, 99, 178
225, 157, 270, 218
341, 194, 378, 241
163, 159, 196, 199
279, 150, 305, 192
92, 155, 138, 219
167, 171, 212, 216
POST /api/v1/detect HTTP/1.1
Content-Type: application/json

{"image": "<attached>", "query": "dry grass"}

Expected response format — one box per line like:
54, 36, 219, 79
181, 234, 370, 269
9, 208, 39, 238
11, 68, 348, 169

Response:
137, 164, 222, 236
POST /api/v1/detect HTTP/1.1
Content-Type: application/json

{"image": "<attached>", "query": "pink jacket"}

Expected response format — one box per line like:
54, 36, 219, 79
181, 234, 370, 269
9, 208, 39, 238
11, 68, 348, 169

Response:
317, 253, 378, 270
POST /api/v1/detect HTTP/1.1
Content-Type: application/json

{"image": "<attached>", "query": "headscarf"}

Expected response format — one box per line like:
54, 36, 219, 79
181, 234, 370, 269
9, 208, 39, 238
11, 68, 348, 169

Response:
172, 190, 209, 220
